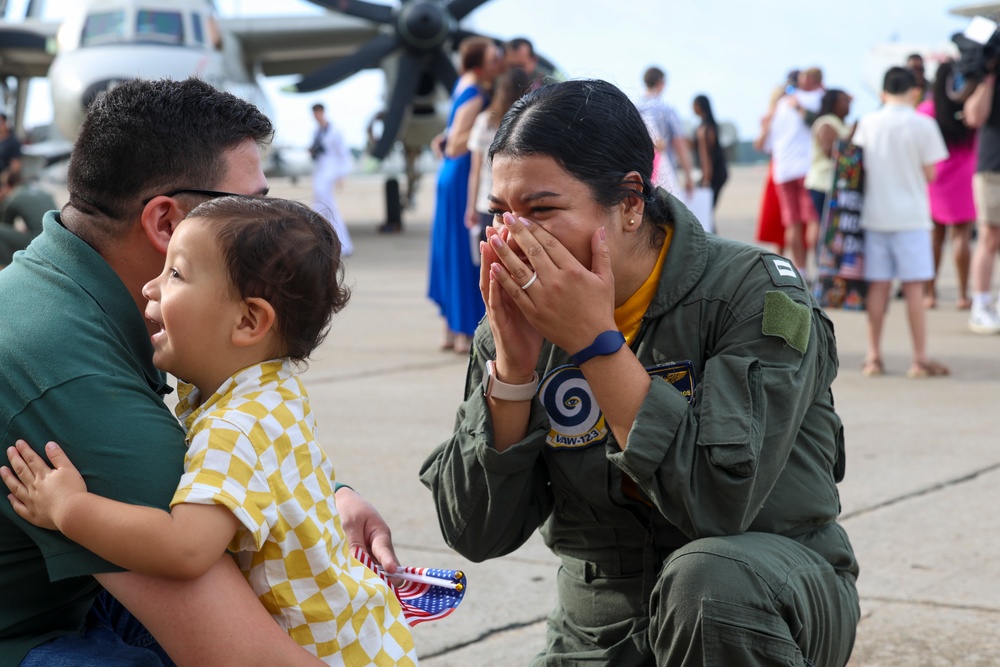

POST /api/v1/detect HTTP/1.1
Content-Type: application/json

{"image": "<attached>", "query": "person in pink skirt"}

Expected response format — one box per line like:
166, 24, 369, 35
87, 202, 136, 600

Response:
918, 60, 977, 309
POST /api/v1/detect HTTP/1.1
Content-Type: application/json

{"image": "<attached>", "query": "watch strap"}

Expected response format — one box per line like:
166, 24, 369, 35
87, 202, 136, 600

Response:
482, 359, 539, 401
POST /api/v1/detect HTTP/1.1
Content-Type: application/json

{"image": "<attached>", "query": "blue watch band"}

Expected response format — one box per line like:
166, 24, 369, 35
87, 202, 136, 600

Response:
571, 330, 626, 366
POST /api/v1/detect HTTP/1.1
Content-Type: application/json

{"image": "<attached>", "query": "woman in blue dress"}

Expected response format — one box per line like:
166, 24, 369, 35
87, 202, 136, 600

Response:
428, 36, 501, 354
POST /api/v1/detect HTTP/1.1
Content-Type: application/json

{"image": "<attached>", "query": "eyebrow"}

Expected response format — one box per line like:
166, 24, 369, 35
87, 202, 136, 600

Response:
488, 190, 561, 204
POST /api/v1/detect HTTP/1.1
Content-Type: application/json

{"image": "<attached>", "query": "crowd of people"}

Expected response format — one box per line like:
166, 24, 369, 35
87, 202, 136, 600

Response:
752, 54, 999, 381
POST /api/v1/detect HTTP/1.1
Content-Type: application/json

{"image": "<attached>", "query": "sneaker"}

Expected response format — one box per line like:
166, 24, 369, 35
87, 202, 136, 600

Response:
969, 305, 1000, 335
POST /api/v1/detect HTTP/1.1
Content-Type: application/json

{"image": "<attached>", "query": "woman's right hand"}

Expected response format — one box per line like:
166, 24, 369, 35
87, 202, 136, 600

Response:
480, 224, 543, 381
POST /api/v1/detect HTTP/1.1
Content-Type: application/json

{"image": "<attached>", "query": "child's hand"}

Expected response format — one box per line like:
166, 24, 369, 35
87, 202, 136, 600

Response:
1, 440, 87, 530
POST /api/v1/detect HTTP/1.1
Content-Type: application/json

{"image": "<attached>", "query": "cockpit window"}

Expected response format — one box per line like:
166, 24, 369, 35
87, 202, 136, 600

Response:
81, 11, 127, 47
191, 12, 204, 45
136, 10, 184, 45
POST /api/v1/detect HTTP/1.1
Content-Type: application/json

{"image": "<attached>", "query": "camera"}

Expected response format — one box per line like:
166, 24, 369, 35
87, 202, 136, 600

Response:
950, 16, 1000, 101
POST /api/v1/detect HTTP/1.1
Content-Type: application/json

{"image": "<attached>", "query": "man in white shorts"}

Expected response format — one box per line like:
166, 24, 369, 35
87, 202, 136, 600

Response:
852, 67, 950, 378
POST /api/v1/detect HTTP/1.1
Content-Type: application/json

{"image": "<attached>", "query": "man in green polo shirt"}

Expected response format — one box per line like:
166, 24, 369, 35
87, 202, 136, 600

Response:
0, 79, 397, 666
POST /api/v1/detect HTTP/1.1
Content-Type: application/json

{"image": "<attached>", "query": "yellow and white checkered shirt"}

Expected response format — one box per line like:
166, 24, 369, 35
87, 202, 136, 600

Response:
170, 360, 418, 666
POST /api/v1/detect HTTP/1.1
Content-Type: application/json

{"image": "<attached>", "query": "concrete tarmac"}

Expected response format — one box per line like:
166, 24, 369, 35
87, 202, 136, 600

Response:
51, 162, 1000, 666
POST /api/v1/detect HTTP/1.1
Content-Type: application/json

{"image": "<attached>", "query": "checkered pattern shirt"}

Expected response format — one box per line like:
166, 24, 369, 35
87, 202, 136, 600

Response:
171, 360, 418, 666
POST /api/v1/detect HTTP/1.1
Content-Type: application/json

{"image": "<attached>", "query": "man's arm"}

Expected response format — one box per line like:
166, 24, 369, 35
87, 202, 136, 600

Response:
964, 74, 995, 129
98, 556, 326, 666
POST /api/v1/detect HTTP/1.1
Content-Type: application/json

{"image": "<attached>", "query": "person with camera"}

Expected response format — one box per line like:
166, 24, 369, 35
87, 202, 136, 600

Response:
310, 103, 354, 257
963, 54, 1000, 333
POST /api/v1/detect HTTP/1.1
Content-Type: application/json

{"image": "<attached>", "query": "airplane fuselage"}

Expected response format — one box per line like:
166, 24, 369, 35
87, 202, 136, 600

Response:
48, 0, 271, 141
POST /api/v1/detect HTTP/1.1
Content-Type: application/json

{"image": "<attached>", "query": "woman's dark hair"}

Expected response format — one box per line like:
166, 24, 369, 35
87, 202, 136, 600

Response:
489, 78, 671, 245
187, 196, 350, 363
693, 94, 717, 127
933, 61, 975, 148
815, 89, 846, 123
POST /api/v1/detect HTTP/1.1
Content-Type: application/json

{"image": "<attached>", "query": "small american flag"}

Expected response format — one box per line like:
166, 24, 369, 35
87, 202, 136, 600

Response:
352, 546, 467, 625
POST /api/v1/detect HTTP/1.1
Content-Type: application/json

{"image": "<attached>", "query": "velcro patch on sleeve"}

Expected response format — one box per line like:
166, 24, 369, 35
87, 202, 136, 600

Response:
761, 254, 804, 288
762, 291, 811, 353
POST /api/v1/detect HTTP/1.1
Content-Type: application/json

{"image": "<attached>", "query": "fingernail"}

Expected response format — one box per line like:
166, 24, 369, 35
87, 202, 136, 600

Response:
46, 442, 56, 451
518, 216, 531, 227
490, 235, 503, 248
502, 212, 516, 226
600, 226, 607, 241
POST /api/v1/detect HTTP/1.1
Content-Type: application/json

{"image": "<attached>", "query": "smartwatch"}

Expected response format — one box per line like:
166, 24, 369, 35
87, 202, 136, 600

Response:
482, 360, 539, 401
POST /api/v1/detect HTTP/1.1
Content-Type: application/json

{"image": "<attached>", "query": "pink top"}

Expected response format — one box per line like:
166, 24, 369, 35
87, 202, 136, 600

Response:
917, 99, 977, 224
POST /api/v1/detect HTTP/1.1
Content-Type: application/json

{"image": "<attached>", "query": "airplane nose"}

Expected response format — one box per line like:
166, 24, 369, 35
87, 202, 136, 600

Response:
81, 78, 132, 109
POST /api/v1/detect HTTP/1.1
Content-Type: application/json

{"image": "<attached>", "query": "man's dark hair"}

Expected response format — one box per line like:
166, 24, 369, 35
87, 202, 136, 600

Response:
188, 196, 350, 363
883, 66, 917, 95
506, 37, 535, 58
491, 78, 670, 249
66, 78, 273, 246
312, 103, 325, 113
643, 66, 665, 90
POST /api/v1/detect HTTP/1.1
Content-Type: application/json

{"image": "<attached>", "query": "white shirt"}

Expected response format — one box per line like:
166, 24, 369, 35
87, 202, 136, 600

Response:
852, 102, 949, 232
769, 89, 823, 184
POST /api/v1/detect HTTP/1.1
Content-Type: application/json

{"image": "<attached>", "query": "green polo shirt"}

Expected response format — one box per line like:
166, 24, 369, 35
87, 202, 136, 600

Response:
0, 212, 187, 666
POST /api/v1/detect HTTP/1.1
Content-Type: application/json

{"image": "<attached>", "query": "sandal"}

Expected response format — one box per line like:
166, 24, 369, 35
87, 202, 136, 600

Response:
862, 359, 884, 377
907, 360, 950, 378
453, 335, 472, 355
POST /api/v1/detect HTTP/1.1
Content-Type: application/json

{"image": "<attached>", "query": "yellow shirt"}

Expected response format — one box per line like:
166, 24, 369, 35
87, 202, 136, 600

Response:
614, 226, 673, 343
172, 360, 417, 667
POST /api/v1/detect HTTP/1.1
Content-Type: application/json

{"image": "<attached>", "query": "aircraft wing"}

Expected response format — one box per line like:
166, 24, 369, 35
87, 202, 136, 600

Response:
220, 14, 382, 79
951, 3, 1000, 17
0, 18, 59, 79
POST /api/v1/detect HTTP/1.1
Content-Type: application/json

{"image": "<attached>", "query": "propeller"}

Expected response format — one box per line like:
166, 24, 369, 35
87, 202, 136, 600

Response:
295, 0, 492, 159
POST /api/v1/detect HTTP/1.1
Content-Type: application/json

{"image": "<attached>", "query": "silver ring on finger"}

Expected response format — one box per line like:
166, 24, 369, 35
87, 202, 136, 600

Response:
520, 271, 538, 290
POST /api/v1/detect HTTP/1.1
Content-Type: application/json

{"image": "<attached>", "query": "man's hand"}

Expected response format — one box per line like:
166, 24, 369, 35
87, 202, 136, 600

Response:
2, 439, 87, 530
334, 486, 400, 573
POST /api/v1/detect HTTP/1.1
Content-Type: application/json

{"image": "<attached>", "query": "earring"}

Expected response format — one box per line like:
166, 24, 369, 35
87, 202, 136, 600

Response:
628, 219, 636, 226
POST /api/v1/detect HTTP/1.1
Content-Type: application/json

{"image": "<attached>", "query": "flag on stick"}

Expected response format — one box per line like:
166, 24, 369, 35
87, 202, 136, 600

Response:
352, 546, 467, 625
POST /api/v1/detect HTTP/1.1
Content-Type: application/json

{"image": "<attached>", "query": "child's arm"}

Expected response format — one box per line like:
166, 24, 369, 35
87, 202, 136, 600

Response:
2, 439, 238, 580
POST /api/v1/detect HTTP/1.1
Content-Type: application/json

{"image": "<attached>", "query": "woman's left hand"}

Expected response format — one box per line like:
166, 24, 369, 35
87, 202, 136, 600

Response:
487, 213, 617, 355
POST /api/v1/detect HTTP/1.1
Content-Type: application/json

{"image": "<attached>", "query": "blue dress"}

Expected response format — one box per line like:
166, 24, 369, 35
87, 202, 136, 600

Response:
428, 82, 486, 337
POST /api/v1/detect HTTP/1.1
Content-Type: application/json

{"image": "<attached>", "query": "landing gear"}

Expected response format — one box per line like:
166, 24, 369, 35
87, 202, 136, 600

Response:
378, 177, 403, 234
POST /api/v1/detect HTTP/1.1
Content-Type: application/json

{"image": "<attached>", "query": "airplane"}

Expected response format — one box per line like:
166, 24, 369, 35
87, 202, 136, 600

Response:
0, 0, 550, 222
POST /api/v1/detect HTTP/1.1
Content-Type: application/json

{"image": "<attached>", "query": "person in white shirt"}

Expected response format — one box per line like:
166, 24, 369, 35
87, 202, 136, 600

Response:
852, 67, 950, 378
769, 67, 824, 274
310, 103, 354, 256
634, 67, 694, 197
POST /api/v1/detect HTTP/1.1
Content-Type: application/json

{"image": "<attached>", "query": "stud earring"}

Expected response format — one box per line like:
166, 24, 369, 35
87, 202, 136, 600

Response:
628, 219, 636, 226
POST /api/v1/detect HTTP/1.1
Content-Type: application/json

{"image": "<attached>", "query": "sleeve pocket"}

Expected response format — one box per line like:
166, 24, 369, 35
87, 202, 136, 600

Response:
696, 354, 763, 477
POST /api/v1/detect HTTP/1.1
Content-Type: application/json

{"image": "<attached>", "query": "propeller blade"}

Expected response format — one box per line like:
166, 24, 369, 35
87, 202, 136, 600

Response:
289, 32, 400, 93
445, 0, 490, 21
306, 0, 394, 24
372, 53, 424, 160
430, 48, 458, 93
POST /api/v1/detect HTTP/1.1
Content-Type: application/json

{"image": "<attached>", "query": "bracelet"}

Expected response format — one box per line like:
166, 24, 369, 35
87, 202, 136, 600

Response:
571, 330, 626, 366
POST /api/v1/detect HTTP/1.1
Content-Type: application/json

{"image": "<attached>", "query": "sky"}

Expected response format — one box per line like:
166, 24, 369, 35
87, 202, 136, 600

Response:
4, 0, 977, 151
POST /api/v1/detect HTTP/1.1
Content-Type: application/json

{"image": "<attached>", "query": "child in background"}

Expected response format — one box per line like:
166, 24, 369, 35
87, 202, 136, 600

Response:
852, 67, 950, 378
2, 196, 418, 666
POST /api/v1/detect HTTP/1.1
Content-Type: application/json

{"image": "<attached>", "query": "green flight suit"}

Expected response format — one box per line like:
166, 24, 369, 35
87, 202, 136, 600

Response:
420, 193, 860, 666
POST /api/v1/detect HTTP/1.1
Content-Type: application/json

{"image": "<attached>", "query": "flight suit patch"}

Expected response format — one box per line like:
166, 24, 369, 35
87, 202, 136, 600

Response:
761, 254, 804, 289
762, 291, 811, 353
